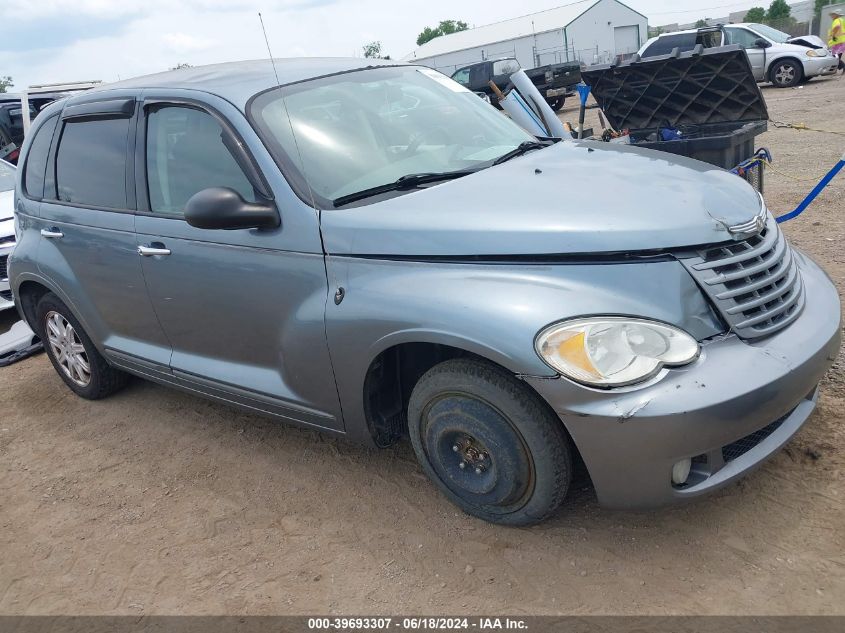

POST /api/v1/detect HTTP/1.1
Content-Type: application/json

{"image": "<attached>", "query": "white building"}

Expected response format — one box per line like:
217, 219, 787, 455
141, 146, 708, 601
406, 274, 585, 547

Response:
402, 0, 649, 75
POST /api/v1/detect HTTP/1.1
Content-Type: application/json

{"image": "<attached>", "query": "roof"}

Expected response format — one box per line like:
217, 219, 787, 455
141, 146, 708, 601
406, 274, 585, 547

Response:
79, 57, 398, 109
651, 23, 759, 38
404, 0, 644, 61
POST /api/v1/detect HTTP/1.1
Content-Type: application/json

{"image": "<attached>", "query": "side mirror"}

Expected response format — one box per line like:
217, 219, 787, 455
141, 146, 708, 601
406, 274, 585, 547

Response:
184, 187, 280, 230
754, 38, 771, 49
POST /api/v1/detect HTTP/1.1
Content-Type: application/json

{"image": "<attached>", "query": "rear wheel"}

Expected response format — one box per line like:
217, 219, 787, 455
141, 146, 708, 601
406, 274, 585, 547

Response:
36, 292, 128, 399
408, 358, 572, 525
770, 59, 803, 87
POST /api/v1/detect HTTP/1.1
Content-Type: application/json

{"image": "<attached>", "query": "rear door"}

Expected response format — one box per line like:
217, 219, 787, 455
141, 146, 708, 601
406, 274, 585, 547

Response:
613, 25, 640, 57
36, 96, 172, 372
133, 96, 343, 431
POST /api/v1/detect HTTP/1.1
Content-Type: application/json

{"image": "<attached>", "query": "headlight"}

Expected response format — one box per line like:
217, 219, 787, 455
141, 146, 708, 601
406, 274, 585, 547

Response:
806, 50, 820, 57
535, 317, 700, 387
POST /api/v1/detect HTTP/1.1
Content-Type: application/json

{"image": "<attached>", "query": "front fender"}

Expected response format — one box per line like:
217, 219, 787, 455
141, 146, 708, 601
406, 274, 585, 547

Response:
324, 255, 724, 443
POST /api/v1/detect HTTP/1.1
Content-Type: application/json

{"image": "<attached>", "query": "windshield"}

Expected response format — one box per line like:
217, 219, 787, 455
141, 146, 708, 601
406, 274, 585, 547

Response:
748, 23, 791, 43
249, 65, 534, 207
0, 160, 15, 192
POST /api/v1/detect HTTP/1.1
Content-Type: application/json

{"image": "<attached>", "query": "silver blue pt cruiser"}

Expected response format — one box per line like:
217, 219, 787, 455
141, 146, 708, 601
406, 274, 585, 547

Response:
9, 59, 841, 525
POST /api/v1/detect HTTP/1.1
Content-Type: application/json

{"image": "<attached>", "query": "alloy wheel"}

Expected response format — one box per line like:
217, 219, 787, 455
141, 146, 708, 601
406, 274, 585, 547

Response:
45, 311, 91, 387
774, 65, 795, 86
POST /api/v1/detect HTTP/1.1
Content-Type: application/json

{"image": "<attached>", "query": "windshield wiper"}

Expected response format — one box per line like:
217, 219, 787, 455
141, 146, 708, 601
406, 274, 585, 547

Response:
333, 169, 476, 207
492, 140, 550, 166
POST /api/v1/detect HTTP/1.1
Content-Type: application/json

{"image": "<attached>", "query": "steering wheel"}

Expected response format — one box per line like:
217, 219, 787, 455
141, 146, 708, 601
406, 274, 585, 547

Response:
405, 126, 451, 156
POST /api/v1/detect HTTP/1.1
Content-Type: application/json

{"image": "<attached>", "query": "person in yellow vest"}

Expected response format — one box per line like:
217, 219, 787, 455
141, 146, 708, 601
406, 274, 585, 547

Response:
828, 10, 845, 74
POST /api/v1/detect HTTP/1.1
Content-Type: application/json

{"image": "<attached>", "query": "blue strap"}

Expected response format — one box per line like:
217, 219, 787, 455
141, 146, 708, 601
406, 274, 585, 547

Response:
776, 156, 845, 223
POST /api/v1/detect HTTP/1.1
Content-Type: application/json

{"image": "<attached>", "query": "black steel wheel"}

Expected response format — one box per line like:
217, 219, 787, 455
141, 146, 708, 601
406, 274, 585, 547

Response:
408, 359, 572, 525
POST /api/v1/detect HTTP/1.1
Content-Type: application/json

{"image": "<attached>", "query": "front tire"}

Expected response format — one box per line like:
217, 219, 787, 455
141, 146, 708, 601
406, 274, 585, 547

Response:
408, 359, 572, 525
770, 59, 803, 87
36, 292, 128, 399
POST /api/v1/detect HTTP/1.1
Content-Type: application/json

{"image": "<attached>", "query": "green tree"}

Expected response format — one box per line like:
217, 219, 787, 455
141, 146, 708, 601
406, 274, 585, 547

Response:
766, 0, 791, 21
695, 19, 709, 27
0, 76, 12, 93
416, 20, 469, 46
363, 41, 390, 59
744, 7, 767, 22
815, 0, 827, 17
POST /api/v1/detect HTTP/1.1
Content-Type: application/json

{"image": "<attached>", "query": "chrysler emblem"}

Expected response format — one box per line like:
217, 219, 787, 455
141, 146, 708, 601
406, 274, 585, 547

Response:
728, 209, 766, 236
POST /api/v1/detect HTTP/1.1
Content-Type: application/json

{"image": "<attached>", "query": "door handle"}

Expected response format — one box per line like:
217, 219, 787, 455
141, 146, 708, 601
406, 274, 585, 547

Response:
40, 228, 64, 239
138, 245, 171, 257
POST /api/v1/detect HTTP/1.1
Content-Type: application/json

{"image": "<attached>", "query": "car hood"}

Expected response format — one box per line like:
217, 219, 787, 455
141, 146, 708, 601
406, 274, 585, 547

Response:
0, 190, 13, 224
786, 34, 827, 50
321, 141, 763, 257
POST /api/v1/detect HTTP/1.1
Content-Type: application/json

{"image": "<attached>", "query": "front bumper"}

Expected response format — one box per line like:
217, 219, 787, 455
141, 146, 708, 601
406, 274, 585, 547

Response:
0, 241, 15, 311
803, 56, 839, 77
526, 249, 841, 509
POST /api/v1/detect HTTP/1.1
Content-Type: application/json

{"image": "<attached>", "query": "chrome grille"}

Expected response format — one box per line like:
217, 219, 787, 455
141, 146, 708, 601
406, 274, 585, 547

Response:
682, 215, 804, 339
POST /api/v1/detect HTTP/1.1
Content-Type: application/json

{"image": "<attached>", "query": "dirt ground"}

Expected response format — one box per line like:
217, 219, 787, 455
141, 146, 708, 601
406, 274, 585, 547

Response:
1, 77, 844, 616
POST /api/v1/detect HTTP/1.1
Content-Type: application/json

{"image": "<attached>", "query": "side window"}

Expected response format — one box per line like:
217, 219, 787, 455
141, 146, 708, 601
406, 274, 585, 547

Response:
492, 59, 520, 76
697, 31, 723, 48
725, 28, 761, 48
451, 68, 470, 86
145, 106, 256, 216
56, 117, 130, 208
23, 114, 58, 199
643, 33, 696, 57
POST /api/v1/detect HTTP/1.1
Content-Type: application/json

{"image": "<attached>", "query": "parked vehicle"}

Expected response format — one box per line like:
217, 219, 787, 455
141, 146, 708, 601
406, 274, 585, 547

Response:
0, 102, 39, 164
0, 159, 16, 311
638, 23, 837, 87
10, 60, 840, 525
450, 57, 581, 110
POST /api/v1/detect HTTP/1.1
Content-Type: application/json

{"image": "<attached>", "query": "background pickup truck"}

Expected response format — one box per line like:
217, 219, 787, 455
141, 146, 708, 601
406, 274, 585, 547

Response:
449, 57, 582, 110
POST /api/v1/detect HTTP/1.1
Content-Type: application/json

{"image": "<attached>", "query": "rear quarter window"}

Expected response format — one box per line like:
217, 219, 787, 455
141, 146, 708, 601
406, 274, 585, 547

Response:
23, 114, 58, 199
55, 117, 130, 209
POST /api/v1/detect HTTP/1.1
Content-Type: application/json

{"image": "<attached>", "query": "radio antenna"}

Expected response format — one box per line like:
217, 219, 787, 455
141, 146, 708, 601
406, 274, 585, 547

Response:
258, 12, 281, 86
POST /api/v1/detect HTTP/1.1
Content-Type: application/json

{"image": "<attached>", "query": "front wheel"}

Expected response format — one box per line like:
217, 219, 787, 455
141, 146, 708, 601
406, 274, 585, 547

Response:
770, 59, 803, 87
408, 359, 572, 525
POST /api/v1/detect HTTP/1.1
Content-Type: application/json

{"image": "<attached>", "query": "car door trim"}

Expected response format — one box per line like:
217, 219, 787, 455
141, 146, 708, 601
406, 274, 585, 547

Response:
61, 98, 135, 121
171, 368, 338, 423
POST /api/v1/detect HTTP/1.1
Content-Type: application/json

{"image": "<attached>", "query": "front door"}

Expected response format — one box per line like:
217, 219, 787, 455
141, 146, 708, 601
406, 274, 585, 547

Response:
725, 27, 768, 80
134, 101, 343, 431
37, 99, 172, 372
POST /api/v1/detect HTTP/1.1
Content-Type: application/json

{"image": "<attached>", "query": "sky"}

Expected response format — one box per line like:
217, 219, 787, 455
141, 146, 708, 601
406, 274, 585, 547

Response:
1, 0, 783, 90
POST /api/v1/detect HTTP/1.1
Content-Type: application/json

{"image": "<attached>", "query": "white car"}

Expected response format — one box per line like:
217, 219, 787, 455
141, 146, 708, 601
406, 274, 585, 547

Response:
0, 158, 16, 311
638, 23, 838, 88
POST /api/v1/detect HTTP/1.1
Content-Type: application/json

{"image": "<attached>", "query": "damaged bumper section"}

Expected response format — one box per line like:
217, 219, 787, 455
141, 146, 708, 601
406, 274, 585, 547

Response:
526, 249, 841, 509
